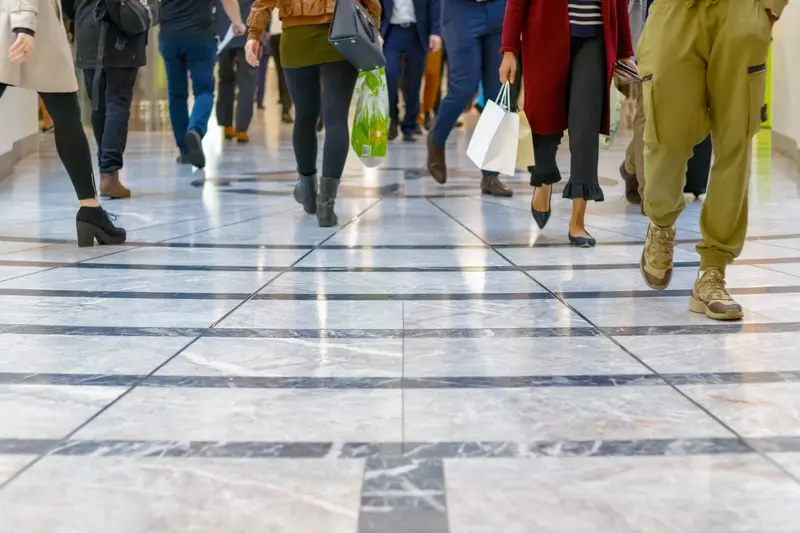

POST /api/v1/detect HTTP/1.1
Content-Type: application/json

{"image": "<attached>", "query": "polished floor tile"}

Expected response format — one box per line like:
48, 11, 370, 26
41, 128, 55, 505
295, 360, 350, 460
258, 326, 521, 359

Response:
445, 456, 800, 533
0, 457, 365, 533
1, 110, 799, 532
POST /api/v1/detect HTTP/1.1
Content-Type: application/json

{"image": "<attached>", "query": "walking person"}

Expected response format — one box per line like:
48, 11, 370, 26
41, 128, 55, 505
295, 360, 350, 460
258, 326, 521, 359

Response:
245, 0, 381, 227
0, 0, 126, 246
159, 0, 245, 168
67, 0, 145, 199
216, 0, 258, 143
380, 0, 441, 142
638, 0, 784, 321
426, 0, 512, 197
620, 0, 709, 206
500, 0, 635, 246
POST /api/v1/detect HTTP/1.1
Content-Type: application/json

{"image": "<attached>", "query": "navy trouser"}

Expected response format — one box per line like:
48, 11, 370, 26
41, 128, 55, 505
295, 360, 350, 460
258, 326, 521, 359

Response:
216, 47, 257, 132
431, 0, 505, 175
384, 24, 427, 135
159, 39, 216, 153
82, 67, 138, 173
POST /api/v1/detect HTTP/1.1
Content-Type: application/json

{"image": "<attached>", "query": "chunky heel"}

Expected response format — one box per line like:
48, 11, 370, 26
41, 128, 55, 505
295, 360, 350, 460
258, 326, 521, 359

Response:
76, 222, 97, 247
75, 207, 127, 248
317, 177, 340, 228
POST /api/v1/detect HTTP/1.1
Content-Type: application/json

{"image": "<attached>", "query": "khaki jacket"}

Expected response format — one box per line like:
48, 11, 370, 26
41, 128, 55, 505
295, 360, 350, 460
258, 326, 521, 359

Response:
247, 0, 381, 42
0, 0, 79, 92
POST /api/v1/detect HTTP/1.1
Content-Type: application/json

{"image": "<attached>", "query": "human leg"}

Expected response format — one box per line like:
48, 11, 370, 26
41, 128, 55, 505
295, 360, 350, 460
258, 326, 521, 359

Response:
622, 83, 645, 204
637, 1, 709, 290
37, 90, 126, 246
383, 29, 404, 140
82, 69, 106, 156
420, 48, 442, 126
283, 64, 322, 214
271, 33, 292, 116
234, 48, 257, 136
216, 49, 236, 132
401, 36, 426, 137
184, 40, 217, 168
317, 60, 359, 227
428, 7, 482, 183
92, 67, 137, 198
159, 39, 190, 154
479, 27, 512, 196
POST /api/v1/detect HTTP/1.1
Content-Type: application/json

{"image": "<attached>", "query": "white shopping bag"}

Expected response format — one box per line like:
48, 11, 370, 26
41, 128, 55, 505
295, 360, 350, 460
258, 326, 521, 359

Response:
467, 83, 520, 176
217, 25, 235, 54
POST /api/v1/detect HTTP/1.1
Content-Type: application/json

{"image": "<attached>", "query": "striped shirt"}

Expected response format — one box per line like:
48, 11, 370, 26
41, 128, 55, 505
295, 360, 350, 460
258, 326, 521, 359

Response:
569, 0, 604, 38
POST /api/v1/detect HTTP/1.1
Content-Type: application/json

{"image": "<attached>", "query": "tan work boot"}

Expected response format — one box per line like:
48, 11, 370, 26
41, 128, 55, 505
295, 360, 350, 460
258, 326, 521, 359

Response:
690, 268, 743, 321
640, 222, 676, 290
99, 171, 131, 199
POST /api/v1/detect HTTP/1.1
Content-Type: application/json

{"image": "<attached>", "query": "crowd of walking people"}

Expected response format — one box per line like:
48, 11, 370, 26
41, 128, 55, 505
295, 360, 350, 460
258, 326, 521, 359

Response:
0, 0, 787, 320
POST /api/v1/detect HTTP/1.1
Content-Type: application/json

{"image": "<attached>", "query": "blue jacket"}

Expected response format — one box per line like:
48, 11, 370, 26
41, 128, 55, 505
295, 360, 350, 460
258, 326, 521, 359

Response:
215, 0, 255, 49
380, 0, 441, 49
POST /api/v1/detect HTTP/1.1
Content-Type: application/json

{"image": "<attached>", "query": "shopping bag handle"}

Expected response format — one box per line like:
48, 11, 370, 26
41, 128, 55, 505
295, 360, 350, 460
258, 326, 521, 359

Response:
495, 82, 511, 111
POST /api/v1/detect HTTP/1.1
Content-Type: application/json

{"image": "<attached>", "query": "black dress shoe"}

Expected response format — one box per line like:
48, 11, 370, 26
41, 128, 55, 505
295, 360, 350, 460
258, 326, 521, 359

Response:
531, 186, 552, 229
388, 122, 399, 141
281, 111, 294, 124
402, 132, 416, 142
76, 207, 127, 247
568, 232, 597, 248
183, 130, 206, 169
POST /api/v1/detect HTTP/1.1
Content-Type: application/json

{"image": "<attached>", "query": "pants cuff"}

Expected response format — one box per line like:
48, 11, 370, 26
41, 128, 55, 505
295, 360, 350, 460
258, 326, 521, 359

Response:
530, 168, 562, 187
562, 182, 604, 202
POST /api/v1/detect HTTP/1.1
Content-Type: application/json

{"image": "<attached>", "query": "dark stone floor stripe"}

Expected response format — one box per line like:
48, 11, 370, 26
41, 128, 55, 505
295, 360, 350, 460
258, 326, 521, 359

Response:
2, 436, 798, 458
2, 322, 799, 338
358, 457, 449, 533
2, 371, 798, 389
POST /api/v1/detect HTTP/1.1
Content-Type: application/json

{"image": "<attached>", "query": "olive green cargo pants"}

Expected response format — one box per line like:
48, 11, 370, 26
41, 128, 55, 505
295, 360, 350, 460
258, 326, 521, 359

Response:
637, 0, 779, 271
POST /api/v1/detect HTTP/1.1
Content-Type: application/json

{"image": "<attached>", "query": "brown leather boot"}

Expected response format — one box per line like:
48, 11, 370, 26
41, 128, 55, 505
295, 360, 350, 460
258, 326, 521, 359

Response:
427, 136, 447, 184
481, 175, 513, 197
620, 163, 641, 205
100, 171, 131, 199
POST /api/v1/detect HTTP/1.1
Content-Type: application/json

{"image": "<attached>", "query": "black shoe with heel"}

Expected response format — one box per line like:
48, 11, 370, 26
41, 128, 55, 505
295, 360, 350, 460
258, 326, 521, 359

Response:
317, 177, 340, 227
568, 232, 596, 248
531, 185, 553, 230
294, 173, 318, 215
76, 207, 126, 247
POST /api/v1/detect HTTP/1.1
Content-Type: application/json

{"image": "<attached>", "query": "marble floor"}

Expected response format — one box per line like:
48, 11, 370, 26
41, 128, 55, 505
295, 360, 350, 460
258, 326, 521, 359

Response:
1, 106, 800, 533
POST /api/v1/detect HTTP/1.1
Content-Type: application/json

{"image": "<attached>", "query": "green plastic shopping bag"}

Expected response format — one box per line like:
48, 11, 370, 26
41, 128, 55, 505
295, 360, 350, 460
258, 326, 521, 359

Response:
351, 67, 389, 168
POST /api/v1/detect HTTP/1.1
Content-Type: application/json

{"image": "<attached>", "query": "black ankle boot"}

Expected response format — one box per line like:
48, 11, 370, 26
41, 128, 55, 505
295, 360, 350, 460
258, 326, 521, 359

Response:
76, 207, 127, 247
294, 173, 317, 214
317, 177, 340, 227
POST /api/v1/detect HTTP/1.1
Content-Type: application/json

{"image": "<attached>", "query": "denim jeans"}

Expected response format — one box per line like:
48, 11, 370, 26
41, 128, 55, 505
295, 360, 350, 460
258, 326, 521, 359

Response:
158, 39, 216, 153
82, 68, 138, 173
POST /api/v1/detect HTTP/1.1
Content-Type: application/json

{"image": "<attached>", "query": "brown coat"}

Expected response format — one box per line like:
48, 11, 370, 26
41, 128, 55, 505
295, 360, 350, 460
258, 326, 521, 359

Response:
0, 0, 79, 92
247, 0, 381, 41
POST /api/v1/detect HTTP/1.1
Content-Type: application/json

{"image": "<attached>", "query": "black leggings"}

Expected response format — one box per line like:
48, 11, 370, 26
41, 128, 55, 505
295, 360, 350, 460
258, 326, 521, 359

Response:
282, 60, 358, 179
0, 84, 97, 200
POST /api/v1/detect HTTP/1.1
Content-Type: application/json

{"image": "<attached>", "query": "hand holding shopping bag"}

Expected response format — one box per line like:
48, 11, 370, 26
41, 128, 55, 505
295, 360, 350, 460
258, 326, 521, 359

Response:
351, 67, 389, 168
466, 83, 520, 176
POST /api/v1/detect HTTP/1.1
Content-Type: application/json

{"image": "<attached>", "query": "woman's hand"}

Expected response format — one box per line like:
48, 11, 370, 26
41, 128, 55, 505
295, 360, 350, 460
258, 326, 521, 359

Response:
499, 52, 517, 84
615, 57, 639, 83
245, 39, 261, 67
8, 33, 35, 64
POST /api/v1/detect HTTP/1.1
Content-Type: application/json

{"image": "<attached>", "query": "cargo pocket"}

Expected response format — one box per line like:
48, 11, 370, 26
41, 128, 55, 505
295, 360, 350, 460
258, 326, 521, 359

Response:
747, 63, 767, 137
640, 75, 658, 144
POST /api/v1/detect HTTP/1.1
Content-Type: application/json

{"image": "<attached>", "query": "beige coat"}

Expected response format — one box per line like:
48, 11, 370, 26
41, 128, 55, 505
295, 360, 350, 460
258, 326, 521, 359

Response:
0, 0, 78, 92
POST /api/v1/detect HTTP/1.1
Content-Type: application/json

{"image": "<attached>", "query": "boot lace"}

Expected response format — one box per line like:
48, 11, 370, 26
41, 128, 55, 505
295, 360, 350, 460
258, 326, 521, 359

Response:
697, 269, 732, 301
647, 225, 675, 269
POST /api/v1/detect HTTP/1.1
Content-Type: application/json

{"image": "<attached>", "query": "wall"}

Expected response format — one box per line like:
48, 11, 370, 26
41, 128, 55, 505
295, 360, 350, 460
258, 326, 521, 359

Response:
0, 87, 39, 179
771, 0, 800, 167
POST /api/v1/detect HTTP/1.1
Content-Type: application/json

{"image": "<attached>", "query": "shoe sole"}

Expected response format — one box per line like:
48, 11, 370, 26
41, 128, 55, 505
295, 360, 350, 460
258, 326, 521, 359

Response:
482, 189, 513, 197
689, 297, 744, 321
639, 252, 672, 291
76, 222, 127, 247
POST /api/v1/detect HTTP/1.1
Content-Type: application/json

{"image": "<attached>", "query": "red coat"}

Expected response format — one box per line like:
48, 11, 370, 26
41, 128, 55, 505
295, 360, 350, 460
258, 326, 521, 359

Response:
500, 0, 634, 135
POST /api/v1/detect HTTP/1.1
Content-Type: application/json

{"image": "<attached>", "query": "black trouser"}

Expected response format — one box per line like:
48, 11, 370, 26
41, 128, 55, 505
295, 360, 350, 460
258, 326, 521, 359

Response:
0, 84, 96, 200
216, 48, 257, 132
82, 67, 138, 174
269, 34, 292, 112
531, 36, 606, 202
283, 60, 358, 179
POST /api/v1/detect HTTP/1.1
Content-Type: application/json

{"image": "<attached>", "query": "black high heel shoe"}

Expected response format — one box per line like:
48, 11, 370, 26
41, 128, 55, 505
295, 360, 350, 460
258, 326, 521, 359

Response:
531, 185, 553, 230
568, 231, 596, 248
76, 207, 127, 247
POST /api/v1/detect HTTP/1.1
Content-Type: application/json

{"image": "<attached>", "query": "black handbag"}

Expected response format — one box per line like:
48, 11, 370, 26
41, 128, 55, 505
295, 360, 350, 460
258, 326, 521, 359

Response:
328, 0, 385, 71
